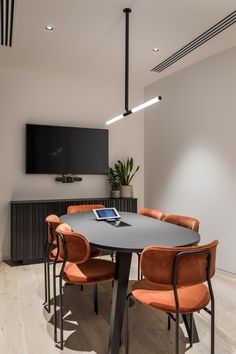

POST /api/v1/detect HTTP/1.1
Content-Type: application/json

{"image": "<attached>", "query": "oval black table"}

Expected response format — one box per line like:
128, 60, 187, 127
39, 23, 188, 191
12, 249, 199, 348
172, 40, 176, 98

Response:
61, 211, 200, 354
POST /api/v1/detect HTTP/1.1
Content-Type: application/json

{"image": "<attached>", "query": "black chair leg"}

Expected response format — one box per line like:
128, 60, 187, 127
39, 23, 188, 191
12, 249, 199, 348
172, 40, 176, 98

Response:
59, 277, 64, 350
175, 311, 180, 354
189, 313, 193, 347
43, 258, 47, 306
168, 314, 171, 330
137, 253, 141, 280
211, 301, 215, 354
94, 284, 98, 314
53, 262, 57, 343
81, 285, 84, 291
47, 261, 51, 313
125, 295, 131, 354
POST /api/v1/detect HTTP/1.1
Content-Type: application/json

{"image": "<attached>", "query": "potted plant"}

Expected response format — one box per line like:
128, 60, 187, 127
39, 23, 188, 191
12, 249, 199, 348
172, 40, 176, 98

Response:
107, 167, 121, 198
114, 158, 139, 198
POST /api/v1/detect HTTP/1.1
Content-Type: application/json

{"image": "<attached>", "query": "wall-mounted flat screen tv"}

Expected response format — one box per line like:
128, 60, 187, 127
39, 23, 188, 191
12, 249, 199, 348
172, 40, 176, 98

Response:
26, 124, 109, 174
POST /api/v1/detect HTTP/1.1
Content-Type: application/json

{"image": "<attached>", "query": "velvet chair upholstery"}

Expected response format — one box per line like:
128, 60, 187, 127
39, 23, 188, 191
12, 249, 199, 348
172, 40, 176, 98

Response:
125, 240, 218, 354
138, 208, 165, 221
136, 208, 166, 280
54, 223, 115, 349
67, 204, 105, 215
163, 214, 200, 232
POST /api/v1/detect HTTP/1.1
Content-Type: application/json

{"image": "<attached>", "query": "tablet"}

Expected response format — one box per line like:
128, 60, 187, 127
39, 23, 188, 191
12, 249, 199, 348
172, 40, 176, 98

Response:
93, 207, 121, 220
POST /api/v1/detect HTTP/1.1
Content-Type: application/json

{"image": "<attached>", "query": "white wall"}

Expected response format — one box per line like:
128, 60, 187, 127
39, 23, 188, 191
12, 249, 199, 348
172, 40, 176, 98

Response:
0, 67, 144, 260
144, 46, 236, 274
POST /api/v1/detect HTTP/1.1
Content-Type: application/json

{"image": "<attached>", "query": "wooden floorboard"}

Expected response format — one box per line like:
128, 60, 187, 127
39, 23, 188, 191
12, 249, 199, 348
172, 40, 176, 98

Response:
0, 256, 236, 354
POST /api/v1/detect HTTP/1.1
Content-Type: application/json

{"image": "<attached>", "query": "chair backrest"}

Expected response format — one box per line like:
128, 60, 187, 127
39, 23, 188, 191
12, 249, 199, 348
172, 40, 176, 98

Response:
56, 223, 90, 264
138, 208, 165, 221
67, 204, 105, 215
141, 240, 218, 286
45, 214, 62, 244
163, 214, 200, 232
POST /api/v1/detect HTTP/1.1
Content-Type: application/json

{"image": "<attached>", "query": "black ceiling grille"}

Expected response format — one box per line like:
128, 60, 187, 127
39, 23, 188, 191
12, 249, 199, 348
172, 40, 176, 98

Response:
0, 0, 15, 47
151, 10, 236, 73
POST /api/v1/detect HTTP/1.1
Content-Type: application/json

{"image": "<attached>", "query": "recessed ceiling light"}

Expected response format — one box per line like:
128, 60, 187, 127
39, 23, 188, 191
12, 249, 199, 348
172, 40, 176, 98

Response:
152, 48, 159, 52
45, 25, 54, 31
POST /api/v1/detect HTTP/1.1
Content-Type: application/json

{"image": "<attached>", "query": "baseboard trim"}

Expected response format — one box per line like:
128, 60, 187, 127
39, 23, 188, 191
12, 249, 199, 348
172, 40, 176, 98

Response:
217, 267, 236, 278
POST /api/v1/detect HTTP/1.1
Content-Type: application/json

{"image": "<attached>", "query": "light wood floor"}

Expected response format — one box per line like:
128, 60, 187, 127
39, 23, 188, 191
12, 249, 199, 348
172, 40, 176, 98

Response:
0, 257, 236, 354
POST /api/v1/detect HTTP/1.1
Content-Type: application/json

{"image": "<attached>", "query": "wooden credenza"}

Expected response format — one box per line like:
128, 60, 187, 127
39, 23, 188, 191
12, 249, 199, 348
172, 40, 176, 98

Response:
11, 197, 137, 264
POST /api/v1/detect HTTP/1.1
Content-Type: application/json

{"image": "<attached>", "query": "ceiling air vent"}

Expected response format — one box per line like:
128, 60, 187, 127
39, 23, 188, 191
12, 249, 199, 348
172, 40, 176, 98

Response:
151, 10, 236, 73
0, 0, 15, 47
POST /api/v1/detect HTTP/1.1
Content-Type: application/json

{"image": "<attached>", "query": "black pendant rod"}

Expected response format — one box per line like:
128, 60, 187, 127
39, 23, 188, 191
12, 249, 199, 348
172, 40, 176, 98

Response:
9, 0, 15, 46
1, 0, 4, 45
5, 0, 9, 46
123, 8, 132, 115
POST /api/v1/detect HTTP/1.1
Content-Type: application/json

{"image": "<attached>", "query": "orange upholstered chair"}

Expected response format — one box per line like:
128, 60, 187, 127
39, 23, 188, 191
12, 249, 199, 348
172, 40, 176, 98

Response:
67, 204, 105, 258
125, 240, 218, 354
44, 215, 63, 313
67, 204, 105, 215
136, 208, 166, 280
54, 223, 115, 349
138, 208, 165, 221
163, 214, 200, 232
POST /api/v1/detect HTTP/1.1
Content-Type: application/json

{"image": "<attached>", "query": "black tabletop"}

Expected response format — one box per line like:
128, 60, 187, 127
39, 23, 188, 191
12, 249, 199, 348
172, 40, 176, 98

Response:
60, 212, 200, 252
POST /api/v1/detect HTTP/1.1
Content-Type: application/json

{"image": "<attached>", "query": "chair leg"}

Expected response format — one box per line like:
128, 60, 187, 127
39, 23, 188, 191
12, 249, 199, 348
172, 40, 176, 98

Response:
211, 301, 215, 354
59, 277, 64, 350
189, 313, 193, 347
94, 284, 98, 315
125, 296, 130, 354
43, 258, 48, 306
47, 261, 51, 313
53, 262, 57, 343
175, 311, 180, 354
168, 314, 171, 330
81, 285, 84, 291
137, 253, 141, 280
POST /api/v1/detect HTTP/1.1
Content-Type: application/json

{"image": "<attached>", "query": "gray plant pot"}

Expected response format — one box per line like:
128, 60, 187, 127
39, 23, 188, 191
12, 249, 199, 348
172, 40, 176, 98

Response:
111, 190, 121, 199
120, 185, 133, 198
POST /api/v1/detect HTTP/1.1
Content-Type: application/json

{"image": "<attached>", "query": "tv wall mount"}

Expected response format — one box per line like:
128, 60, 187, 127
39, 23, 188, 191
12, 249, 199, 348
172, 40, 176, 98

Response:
55, 175, 83, 183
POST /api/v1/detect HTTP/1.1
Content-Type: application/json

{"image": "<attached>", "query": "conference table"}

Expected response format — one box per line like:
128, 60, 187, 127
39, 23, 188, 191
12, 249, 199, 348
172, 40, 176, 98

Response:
61, 211, 200, 354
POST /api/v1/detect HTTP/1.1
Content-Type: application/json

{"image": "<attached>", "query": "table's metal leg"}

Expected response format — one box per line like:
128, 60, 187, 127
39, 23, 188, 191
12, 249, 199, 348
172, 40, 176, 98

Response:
108, 252, 132, 354
182, 314, 199, 343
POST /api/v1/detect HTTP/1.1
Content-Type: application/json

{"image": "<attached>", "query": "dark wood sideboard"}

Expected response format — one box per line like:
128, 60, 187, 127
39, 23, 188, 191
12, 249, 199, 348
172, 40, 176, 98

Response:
11, 197, 137, 264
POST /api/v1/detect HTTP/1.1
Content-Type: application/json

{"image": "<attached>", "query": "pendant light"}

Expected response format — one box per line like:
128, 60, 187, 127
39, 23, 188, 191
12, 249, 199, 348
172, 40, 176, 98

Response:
106, 8, 162, 126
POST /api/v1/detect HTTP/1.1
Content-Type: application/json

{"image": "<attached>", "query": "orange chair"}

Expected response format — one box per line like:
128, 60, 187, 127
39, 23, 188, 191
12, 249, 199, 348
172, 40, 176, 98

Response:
54, 223, 115, 349
44, 215, 63, 313
163, 214, 200, 232
44, 212, 101, 315
67, 204, 105, 258
67, 204, 116, 262
136, 208, 166, 279
67, 204, 105, 215
138, 208, 165, 221
125, 240, 218, 354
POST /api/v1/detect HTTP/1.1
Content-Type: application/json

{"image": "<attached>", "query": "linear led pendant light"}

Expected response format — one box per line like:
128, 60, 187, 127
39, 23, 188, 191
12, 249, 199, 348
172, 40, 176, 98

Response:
106, 8, 162, 125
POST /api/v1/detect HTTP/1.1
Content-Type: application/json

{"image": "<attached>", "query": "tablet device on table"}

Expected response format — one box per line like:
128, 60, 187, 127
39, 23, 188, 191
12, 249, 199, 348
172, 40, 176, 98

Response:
93, 207, 121, 221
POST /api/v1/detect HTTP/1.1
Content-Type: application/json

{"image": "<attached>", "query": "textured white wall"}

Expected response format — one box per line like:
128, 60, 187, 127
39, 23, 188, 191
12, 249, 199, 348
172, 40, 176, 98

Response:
144, 46, 236, 274
0, 67, 144, 260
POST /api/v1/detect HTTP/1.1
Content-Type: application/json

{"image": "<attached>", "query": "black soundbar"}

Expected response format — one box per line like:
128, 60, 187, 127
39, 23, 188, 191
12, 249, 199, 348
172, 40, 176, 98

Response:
55, 175, 83, 183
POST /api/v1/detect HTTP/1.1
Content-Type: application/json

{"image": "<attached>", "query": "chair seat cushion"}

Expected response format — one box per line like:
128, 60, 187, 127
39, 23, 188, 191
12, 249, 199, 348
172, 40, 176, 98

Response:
131, 279, 210, 314
62, 259, 115, 284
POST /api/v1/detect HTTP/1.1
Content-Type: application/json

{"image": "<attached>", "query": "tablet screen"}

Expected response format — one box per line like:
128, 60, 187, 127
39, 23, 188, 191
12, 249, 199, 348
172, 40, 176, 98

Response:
93, 207, 120, 220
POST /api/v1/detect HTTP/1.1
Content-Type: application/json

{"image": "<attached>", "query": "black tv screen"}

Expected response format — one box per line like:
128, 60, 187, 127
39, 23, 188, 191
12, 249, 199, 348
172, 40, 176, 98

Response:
26, 124, 109, 174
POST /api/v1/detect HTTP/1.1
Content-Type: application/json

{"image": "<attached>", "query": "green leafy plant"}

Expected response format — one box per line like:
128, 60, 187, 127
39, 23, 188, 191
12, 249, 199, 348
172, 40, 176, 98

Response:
114, 157, 140, 186
107, 167, 120, 190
